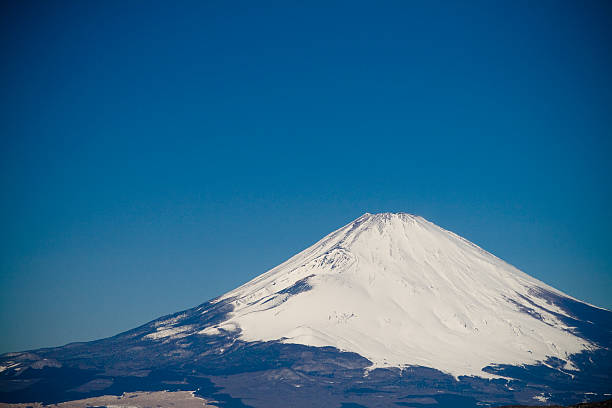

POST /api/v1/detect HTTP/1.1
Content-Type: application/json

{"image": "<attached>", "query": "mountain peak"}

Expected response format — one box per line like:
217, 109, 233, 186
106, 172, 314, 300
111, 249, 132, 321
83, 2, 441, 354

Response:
357, 211, 420, 222
335, 212, 425, 241
351, 212, 428, 232
207, 213, 590, 378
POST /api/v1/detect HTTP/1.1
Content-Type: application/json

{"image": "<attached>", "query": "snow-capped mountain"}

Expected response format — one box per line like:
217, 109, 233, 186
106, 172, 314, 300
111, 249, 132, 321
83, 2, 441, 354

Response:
1, 213, 611, 408
205, 213, 590, 377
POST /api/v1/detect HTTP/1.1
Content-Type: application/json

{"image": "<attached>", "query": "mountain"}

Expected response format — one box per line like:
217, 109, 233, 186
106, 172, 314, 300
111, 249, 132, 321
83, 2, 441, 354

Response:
1, 213, 611, 407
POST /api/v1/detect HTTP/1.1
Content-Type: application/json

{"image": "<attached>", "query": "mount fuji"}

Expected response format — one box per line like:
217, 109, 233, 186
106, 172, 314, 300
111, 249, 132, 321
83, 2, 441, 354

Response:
1, 213, 611, 407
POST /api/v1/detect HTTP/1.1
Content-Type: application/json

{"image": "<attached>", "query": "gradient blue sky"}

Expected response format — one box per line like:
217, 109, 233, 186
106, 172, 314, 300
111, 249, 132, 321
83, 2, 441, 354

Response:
1, 1, 611, 353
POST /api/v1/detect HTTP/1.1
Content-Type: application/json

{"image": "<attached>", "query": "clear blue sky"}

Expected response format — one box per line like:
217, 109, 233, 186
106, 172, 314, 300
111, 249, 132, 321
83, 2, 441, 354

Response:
1, 1, 610, 353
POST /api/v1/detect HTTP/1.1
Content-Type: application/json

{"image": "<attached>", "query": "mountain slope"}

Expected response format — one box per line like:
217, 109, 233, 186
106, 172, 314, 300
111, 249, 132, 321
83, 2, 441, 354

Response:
1, 213, 610, 408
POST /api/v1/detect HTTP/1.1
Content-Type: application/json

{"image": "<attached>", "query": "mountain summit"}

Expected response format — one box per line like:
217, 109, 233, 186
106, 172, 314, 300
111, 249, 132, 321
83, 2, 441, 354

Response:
196, 212, 589, 378
1, 213, 610, 408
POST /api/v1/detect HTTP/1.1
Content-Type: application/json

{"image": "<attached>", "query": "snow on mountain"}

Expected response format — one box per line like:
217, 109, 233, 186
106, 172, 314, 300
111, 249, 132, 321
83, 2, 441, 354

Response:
197, 213, 592, 378
1, 212, 609, 407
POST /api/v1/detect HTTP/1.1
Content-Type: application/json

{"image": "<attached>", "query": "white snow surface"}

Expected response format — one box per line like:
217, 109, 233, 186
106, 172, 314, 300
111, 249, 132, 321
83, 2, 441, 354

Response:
206, 213, 591, 378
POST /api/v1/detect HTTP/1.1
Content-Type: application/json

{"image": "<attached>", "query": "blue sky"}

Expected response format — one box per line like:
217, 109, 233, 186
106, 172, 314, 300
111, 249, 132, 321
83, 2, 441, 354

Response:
1, 1, 611, 353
